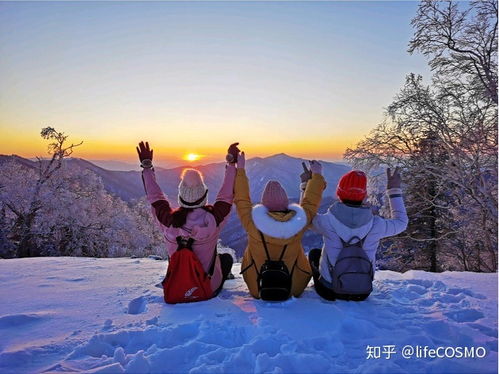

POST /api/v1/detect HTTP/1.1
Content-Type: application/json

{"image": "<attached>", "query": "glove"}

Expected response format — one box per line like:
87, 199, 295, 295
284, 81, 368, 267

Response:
309, 160, 322, 175
136, 141, 153, 168
310, 160, 322, 174
300, 162, 312, 183
387, 167, 402, 189
226, 142, 240, 164
237, 151, 246, 169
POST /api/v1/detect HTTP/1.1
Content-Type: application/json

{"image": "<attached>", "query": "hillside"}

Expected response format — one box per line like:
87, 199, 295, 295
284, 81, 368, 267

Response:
0, 257, 496, 373
0, 154, 350, 202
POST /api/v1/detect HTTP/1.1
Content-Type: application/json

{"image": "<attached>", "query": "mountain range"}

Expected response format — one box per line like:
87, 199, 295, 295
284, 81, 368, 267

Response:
0, 153, 351, 256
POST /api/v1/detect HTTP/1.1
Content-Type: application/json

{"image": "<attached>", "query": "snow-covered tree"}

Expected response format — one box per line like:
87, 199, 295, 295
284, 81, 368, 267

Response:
0, 127, 83, 257
345, 1, 497, 272
0, 128, 166, 259
409, 0, 497, 104
128, 197, 166, 259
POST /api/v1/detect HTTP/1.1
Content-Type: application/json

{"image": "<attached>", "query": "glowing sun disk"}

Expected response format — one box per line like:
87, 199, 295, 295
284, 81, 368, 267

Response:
184, 153, 202, 161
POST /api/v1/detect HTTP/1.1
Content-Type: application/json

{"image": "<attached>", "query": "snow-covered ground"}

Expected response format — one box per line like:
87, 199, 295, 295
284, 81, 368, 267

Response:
0, 257, 496, 374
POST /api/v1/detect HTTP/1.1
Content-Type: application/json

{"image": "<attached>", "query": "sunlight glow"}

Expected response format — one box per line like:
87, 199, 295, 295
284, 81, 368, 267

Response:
183, 153, 203, 162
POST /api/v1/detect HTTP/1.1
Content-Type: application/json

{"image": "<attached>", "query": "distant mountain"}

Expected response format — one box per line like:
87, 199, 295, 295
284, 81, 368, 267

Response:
0, 155, 145, 202
87, 160, 140, 172
88, 159, 180, 172
242, 153, 350, 200
0, 154, 351, 256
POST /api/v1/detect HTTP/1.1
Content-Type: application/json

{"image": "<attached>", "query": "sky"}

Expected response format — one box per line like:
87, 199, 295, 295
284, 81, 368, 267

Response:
0, 1, 431, 167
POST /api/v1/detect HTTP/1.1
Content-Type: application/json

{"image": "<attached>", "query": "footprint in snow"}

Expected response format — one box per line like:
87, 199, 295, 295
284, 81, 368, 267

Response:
444, 309, 484, 323
127, 296, 147, 314
416, 298, 435, 307
467, 323, 498, 338
0, 312, 50, 329
448, 287, 487, 300
146, 295, 164, 304
65, 277, 86, 282
405, 284, 427, 295
404, 279, 434, 288
434, 293, 465, 304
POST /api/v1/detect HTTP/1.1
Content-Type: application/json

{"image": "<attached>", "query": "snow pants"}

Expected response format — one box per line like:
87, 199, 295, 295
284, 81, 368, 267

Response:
213, 253, 234, 297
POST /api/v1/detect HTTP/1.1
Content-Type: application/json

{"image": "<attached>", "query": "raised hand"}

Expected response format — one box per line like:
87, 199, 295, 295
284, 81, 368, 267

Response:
226, 142, 240, 164
387, 167, 402, 189
237, 151, 246, 169
136, 141, 153, 168
300, 162, 312, 183
309, 160, 322, 175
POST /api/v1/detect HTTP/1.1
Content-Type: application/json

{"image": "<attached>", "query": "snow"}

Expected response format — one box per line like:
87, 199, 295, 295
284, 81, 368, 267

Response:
0, 257, 496, 374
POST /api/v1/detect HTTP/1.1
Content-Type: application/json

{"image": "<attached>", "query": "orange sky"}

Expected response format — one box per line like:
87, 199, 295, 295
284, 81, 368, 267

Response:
0, 126, 360, 166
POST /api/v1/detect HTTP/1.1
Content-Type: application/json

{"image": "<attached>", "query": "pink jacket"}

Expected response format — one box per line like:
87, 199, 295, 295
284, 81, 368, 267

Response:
142, 164, 236, 292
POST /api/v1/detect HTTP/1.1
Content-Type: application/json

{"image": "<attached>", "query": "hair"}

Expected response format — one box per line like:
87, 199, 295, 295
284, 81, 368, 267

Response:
341, 199, 363, 207
269, 208, 292, 213
170, 205, 214, 228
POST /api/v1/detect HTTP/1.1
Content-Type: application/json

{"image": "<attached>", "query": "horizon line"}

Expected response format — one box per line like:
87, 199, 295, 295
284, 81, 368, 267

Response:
1, 152, 350, 171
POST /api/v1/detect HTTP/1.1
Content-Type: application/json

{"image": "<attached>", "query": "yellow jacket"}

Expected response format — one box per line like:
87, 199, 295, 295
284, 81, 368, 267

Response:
234, 169, 326, 298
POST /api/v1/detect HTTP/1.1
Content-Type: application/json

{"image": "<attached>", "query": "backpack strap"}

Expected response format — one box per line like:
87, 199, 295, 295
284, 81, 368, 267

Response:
258, 231, 272, 261
278, 244, 288, 262
339, 235, 367, 248
324, 251, 334, 274
258, 231, 288, 261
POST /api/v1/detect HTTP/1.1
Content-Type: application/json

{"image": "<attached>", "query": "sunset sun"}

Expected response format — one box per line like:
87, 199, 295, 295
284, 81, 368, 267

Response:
183, 153, 203, 162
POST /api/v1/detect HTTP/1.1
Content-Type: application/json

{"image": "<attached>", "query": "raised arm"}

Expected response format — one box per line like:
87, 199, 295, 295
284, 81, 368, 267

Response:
233, 151, 257, 233
137, 141, 173, 227
378, 167, 408, 237
300, 160, 326, 224
299, 161, 312, 201
210, 143, 239, 225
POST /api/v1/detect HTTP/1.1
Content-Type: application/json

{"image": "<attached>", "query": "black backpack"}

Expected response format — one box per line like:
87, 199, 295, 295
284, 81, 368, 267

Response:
257, 231, 292, 301
325, 236, 374, 297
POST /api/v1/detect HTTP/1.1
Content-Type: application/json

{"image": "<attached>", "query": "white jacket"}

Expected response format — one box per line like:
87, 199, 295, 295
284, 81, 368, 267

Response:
312, 188, 408, 283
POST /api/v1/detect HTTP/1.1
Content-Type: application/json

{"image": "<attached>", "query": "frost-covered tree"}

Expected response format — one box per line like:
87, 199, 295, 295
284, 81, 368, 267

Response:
128, 197, 166, 259
345, 1, 497, 272
0, 128, 166, 259
0, 160, 158, 258
0, 127, 82, 257
409, 0, 498, 103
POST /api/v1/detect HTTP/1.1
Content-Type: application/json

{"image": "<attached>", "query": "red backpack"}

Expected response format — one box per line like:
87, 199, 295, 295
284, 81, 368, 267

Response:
162, 236, 215, 304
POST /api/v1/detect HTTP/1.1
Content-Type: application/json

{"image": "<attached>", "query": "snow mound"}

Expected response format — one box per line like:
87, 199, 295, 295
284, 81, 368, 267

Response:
0, 257, 496, 373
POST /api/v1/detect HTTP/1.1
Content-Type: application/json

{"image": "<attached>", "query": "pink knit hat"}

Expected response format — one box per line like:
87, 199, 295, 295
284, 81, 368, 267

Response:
261, 180, 289, 211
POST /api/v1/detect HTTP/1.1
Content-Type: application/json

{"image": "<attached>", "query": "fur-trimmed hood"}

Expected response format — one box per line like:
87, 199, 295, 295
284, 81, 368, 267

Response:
251, 203, 307, 239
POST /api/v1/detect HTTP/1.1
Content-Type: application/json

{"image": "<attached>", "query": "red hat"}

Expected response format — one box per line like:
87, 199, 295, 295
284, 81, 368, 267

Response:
336, 170, 367, 202
262, 180, 289, 211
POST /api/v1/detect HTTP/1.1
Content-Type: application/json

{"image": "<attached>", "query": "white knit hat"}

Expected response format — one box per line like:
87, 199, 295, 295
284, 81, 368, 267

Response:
178, 169, 208, 208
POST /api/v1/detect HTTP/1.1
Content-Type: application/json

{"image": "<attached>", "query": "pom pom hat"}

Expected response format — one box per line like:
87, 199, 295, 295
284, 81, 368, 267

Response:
178, 169, 208, 208
261, 180, 289, 211
336, 170, 367, 203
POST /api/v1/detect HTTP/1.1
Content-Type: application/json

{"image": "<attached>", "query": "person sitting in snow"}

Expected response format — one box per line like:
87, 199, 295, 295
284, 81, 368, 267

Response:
307, 168, 408, 301
234, 149, 326, 300
137, 141, 238, 299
